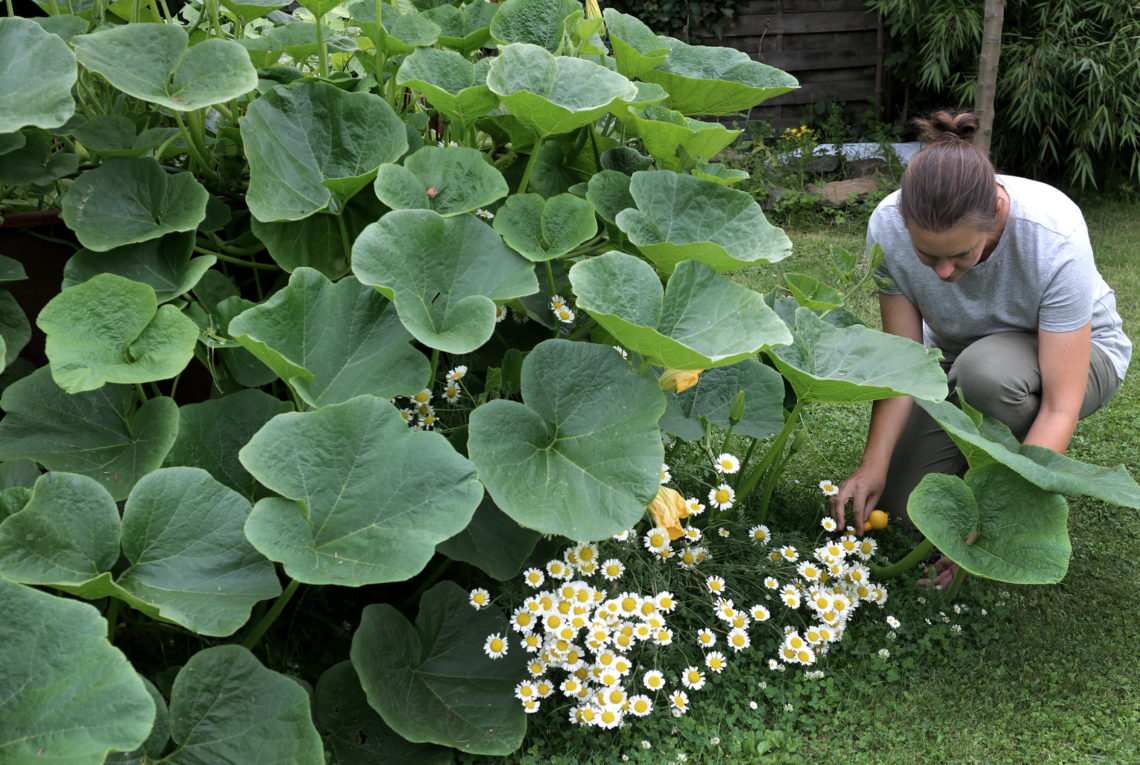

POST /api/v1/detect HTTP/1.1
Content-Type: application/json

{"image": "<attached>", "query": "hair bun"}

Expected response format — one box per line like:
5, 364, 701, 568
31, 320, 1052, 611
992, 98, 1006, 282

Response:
914, 111, 980, 145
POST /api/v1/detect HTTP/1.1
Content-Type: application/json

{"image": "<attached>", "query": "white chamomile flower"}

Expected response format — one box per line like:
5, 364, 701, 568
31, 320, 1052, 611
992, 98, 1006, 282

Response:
780, 545, 798, 562
764, 576, 779, 589
670, 689, 690, 714
522, 568, 545, 588
475, 208, 494, 219
887, 615, 901, 629
613, 346, 628, 359
749, 525, 770, 544
686, 497, 706, 516
599, 558, 625, 581
705, 575, 726, 595
684, 526, 702, 543
749, 604, 770, 622
642, 669, 666, 691
437, 139, 459, 147
553, 304, 575, 323
546, 560, 571, 580
705, 650, 727, 673
660, 463, 672, 484
718, 528, 730, 538
484, 633, 508, 658
643, 527, 670, 553
819, 479, 839, 496
612, 528, 632, 542
714, 453, 740, 474
726, 627, 750, 652
443, 381, 461, 404
708, 484, 735, 510
697, 628, 716, 647
494, 304, 509, 323
821, 517, 838, 532
411, 388, 432, 405
446, 365, 467, 382
469, 588, 490, 609
628, 694, 652, 717
680, 666, 706, 691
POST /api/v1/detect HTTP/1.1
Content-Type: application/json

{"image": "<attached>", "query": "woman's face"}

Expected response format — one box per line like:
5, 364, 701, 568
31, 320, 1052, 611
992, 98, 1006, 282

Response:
906, 223, 990, 282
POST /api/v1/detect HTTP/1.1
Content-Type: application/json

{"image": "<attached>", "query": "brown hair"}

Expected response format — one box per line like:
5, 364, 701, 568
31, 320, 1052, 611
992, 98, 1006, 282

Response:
898, 111, 1000, 233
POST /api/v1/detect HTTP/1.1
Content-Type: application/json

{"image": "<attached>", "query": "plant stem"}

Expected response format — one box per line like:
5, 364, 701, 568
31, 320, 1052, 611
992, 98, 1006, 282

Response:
336, 213, 353, 268
517, 139, 544, 195
105, 598, 120, 641
870, 537, 934, 580
315, 14, 330, 78
737, 399, 802, 507
173, 112, 218, 184
945, 565, 967, 599
194, 245, 278, 270
24, 230, 79, 250
240, 578, 300, 650
429, 347, 440, 383
733, 436, 760, 491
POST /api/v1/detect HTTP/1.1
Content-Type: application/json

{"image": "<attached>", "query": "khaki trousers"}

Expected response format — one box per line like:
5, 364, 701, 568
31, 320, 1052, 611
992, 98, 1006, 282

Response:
879, 332, 1122, 516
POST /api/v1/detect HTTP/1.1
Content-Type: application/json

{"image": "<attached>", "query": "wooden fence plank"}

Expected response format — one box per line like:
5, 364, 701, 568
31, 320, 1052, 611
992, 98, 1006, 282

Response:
730, 9, 878, 36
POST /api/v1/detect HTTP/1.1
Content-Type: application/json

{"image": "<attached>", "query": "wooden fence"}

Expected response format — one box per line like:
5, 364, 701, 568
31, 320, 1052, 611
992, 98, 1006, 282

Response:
699, 0, 885, 130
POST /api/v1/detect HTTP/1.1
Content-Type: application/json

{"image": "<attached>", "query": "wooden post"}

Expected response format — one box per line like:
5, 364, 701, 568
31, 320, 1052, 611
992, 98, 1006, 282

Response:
974, 0, 1005, 157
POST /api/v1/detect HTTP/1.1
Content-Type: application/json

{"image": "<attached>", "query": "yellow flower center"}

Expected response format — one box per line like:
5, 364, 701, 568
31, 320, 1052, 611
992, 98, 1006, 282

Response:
490, 638, 503, 652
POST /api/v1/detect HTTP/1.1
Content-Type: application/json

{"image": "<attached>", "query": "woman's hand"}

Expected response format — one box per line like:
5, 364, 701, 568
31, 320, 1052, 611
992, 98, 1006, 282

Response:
829, 463, 887, 536
917, 556, 960, 589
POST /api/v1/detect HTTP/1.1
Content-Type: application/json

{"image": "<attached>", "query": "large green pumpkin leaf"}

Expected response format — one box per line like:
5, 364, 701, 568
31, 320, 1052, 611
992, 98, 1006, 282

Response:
436, 495, 542, 580
37, 273, 198, 393
659, 358, 786, 441
690, 160, 750, 186
350, 581, 527, 755
62, 231, 214, 303
104, 677, 170, 765
73, 23, 256, 110
423, 0, 496, 57
492, 192, 597, 261
489, 0, 579, 51
229, 267, 430, 407
0, 18, 77, 132
909, 466, 1071, 584
249, 190, 382, 280
0, 288, 30, 370
767, 306, 948, 403
115, 467, 282, 637
624, 104, 740, 171
0, 580, 154, 764
238, 22, 355, 67
616, 170, 791, 274
353, 209, 538, 354
0, 129, 79, 187
486, 43, 638, 138
468, 339, 665, 540
240, 395, 484, 585
585, 168, 634, 223
0, 472, 120, 586
240, 80, 407, 222
166, 389, 293, 499
61, 156, 209, 252
570, 252, 791, 369
916, 397, 1140, 509
641, 37, 799, 115
348, 0, 440, 56
315, 661, 455, 765
0, 367, 179, 501
163, 645, 325, 764
373, 145, 508, 217
0, 255, 27, 285
397, 48, 499, 127
72, 23, 254, 110
602, 9, 669, 79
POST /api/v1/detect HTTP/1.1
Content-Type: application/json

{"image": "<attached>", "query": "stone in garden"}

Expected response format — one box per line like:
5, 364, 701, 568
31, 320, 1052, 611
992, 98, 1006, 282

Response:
808, 177, 881, 208
808, 153, 841, 174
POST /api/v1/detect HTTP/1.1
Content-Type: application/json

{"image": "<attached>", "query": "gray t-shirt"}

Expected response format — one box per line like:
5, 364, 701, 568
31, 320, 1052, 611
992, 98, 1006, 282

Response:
871, 174, 1131, 382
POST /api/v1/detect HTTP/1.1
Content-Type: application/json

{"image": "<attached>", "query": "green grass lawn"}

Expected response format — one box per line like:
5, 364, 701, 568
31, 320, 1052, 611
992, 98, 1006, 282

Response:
492, 200, 1140, 765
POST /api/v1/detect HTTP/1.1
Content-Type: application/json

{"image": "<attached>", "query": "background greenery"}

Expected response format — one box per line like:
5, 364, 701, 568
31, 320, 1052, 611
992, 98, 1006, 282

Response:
868, 0, 1140, 190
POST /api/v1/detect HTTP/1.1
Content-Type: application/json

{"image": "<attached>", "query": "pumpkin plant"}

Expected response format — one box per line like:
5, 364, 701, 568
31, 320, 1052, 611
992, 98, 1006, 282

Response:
1, 0, 1138, 760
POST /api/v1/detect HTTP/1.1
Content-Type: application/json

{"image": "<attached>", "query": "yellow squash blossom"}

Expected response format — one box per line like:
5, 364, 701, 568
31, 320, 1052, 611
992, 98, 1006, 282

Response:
648, 485, 690, 540
659, 368, 703, 393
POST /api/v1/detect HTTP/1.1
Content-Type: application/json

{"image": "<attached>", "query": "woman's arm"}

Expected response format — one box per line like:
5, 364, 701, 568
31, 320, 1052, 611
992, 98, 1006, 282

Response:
1023, 322, 1092, 453
830, 292, 925, 534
